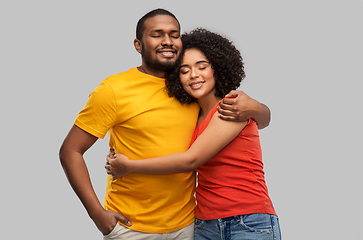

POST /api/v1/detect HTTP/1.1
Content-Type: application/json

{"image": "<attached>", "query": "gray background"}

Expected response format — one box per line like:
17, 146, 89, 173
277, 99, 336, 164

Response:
1, 0, 362, 239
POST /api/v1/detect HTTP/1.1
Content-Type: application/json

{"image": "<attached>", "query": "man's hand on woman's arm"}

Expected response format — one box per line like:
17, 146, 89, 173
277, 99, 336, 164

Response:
217, 90, 271, 129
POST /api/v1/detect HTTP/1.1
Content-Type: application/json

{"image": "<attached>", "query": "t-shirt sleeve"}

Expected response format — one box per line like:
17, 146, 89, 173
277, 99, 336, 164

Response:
74, 81, 116, 139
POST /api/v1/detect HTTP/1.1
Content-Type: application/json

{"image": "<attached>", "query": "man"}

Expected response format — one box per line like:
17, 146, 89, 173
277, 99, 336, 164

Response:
59, 9, 270, 239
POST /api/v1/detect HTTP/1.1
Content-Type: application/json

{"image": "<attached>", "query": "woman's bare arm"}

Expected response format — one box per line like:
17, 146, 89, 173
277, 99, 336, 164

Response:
106, 113, 247, 178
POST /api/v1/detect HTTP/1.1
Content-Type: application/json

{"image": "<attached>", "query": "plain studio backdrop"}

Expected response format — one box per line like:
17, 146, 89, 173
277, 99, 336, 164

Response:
1, 1, 362, 239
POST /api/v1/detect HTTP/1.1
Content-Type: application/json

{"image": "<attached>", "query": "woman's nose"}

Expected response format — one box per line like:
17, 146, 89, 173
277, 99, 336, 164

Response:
190, 68, 199, 79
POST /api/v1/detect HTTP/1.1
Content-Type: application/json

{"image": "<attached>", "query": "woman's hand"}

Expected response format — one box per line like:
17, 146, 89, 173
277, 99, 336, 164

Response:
105, 153, 132, 179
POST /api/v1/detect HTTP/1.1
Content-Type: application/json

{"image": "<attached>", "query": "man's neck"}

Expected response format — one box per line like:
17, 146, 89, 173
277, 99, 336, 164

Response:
138, 65, 166, 78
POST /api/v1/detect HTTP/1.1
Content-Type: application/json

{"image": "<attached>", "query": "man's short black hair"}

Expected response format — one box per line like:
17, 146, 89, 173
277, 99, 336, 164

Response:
136, 8, 180, 41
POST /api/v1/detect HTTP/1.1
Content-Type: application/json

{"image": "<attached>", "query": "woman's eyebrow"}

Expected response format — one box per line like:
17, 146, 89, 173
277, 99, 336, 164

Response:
180, 60, 209, 68
196, 60, 209, 64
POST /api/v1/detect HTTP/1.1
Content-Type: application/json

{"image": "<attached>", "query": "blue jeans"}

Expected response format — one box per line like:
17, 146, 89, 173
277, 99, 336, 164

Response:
194, 214, 281, 240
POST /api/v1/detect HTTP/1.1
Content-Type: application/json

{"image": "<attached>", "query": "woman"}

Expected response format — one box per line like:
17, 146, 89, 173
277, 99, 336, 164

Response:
106, 28, 281, 240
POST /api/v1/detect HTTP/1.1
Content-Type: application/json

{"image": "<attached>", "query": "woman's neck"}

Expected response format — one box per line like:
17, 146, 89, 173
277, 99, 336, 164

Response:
197, 95, 222, 126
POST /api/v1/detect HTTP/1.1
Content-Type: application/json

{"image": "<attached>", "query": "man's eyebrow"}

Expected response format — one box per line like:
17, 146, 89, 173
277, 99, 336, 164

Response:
151, 29, 180, 34
151, 29, 163, 33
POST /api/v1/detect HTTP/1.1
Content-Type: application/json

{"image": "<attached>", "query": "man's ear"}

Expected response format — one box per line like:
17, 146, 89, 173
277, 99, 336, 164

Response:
134, 39, 142, 54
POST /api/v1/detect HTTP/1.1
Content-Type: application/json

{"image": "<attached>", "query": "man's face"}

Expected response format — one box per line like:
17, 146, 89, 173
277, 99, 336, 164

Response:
140, 15, 182, 71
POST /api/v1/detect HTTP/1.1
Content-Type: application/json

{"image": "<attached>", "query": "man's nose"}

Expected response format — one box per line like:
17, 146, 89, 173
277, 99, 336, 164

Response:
161, 35, 173, 46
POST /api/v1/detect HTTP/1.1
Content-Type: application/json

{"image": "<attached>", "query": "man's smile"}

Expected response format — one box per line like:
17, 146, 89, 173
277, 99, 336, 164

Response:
157, 48, 177, 58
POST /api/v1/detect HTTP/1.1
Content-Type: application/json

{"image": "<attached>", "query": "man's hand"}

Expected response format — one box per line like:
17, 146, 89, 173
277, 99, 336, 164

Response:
105, 153, 132, 179
92, 209, 131, 235
218, 90, 260, 122
217, 90, 270, 129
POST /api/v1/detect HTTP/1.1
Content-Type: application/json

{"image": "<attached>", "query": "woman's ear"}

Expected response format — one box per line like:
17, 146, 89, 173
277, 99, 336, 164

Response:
134, 39, 142, 54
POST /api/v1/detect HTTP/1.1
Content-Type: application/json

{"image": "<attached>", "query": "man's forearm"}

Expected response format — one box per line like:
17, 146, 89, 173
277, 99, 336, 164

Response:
60, 151, 104, 219
59, 124, 131, 234
253, 103, 271, 130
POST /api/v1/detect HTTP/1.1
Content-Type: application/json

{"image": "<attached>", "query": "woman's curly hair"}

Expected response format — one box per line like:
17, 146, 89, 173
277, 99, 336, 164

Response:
165, 28, 245, 104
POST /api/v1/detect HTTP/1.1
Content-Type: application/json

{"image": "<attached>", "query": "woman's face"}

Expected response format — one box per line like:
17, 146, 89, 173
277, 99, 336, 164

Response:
179, 48, 216, 100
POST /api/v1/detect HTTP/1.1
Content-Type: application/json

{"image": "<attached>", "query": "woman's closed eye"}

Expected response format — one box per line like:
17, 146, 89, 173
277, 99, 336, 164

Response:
180, 68, 190, 75
198, 66, 207, 71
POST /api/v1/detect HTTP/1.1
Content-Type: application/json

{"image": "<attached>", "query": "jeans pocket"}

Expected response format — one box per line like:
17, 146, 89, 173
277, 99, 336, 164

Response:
239, 214, 273, 233
103, 223, 121, 239
195, 218, 204, 228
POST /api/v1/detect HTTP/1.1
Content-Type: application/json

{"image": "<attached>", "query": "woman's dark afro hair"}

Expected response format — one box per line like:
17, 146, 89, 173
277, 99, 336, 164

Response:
165, 28, 246, 104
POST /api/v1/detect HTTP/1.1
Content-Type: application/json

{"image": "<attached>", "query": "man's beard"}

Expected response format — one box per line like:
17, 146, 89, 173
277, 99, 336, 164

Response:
141, 46, 177, 71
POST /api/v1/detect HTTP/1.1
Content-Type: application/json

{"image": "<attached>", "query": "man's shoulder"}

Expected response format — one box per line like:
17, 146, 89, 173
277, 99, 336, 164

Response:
103, 67, 137, 84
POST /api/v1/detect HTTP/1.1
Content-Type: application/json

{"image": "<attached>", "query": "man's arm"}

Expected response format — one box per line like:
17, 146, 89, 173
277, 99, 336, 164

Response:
217, 90, 271, 129
59, 125, 131, 235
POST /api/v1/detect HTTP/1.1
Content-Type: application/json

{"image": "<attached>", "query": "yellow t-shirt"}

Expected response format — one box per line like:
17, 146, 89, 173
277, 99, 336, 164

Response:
74, 67, 200, 233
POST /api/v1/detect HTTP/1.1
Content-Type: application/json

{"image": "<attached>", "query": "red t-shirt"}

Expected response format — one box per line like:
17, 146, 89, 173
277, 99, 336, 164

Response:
192, 102, 277, 220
